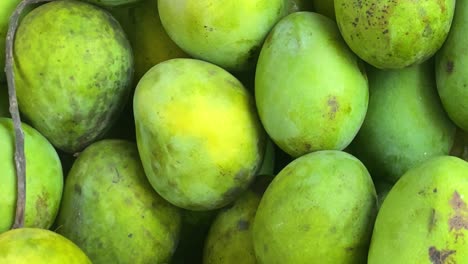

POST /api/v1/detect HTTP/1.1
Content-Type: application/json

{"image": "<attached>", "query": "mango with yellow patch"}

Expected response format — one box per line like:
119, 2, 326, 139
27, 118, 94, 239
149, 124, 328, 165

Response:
368, 156, 468, 263
0, 228, 91, 263
134, 58, 266, 210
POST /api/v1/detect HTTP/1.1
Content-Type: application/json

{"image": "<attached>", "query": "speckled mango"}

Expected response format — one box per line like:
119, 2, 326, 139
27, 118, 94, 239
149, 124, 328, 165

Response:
435, 0, 468, 133
56, 139, 181, 264
0, 118, 63, 234
335, 0, 456, 69
352, 61, 456, 183
157, 0, 289, 71
255, 12, 368, 157
252, 150, 378, 263
368, 156, 468, 263
0, 228, 91, 263
107, 0, 188, 83
14, 0, 133, 153
134, 58, 266, 210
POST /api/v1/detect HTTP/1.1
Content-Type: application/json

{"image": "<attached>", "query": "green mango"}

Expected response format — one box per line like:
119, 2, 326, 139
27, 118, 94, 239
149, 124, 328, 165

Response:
352, 62, 456, 183
0, 85, 9, 117
157, 0, 289, 71
0, 118, 63, 234
253, 150, 378, 263
368, 156, 468, 263
255, 12, 368, 158
83, 0, 142, 7
14, 0, 133, 153
56, 140, 181, 264
335, 0, 456, 69
311, 0, 335, 20
107, 0, 188, 84
0, 228, 91, 263
134, 58, 266, 210
435, 0, 468, 132
203, 191, 260, 264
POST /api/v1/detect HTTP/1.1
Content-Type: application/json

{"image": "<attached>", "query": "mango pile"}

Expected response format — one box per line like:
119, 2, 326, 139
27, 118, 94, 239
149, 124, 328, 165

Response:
0, 0, 467, 263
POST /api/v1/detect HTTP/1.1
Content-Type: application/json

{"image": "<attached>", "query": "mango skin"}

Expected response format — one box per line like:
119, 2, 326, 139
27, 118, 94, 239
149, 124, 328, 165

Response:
368, 156, 468, 263
134, 58, 266, 210
252, 150, 378, 264
335, 0, 455, 69
352, 62, 455, 183
255, 12, 368, 157
435, 0, 468, 132
0, 228, 91, 263
0, 118, 63, 234
157, 0, 289, 71
107, 0, 188, 83
14, 0, 133, 153
56, 140, 181, 264
0, 85, 8, 117
204, 190, 261, 264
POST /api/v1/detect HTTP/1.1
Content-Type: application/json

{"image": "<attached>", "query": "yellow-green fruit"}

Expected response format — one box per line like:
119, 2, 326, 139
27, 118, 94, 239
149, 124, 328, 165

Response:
253, 150, 378, 263
0, 86, 8, 117
107, 0, 188, 83
255, 12, 368, 157
311, 0, 335, 20
134, 58, 266, 210
368, 156, 468, 263
288, 0, 313, 13
435, 0, 468, 132
14, 0, 133, 153
157, 0, 289, 71
204, 192, 260, 264
352, 62, 456, 183
56, 140, 181, 264
335, 0, 456, 69
0, 118, 63, 233
0, 228, 91, 263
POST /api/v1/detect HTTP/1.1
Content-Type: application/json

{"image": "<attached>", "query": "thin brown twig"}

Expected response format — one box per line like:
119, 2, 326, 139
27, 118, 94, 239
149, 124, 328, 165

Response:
6, 0, 54, 229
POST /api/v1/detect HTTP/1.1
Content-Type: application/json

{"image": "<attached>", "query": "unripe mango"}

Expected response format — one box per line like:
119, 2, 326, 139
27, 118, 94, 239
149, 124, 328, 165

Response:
335, 0, 455, 69
255, 12, 368, 157
134, 58, 265, 210
435, 0, 468, 132
368, 156, 468, 263
253, 150, 377, 263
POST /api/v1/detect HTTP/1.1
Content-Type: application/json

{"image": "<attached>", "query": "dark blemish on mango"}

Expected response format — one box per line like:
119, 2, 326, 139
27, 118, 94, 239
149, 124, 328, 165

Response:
345, 247, 354, 252
446, 61, 454, 74
448, 191, 468, 231
35, 191, 49, 225
433, 188, 438, 193
222, 186, 243, 202
327, 96, 339, 120
112, 167, 121, 184
74, 184, 82, 195
423, 24, 433, 37
428, 246, 456, 264
382, 29, 389, 34
237, 219, 250, 231
128, 233, 133, 238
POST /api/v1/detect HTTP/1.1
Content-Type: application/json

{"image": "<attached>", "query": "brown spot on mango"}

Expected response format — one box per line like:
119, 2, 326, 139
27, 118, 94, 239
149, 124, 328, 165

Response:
448, 191, 468, 231
428, 246, 456, 264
